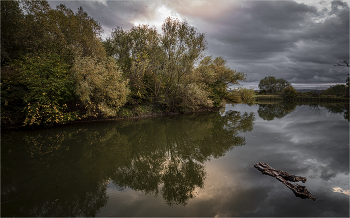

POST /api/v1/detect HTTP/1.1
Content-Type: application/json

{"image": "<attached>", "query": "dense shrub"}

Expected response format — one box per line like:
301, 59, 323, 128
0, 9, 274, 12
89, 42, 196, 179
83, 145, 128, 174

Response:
283, 86, 297, 99
226, 91, 242, 103
174, 83, 213, 108
226, 88, 255, 104
322, 84, 348, 97
1, 65, 28, 125
16, 52, 78, 126
72, 56, 130, 117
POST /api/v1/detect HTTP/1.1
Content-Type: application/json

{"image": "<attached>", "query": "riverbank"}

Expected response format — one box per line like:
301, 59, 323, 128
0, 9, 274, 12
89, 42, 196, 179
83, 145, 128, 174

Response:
1, 105, 221, 131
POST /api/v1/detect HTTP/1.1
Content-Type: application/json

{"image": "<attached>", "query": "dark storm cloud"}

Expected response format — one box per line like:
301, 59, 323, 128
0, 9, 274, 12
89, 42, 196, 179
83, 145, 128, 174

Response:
169, 0, 349, 83
48, 1, 163, 38
48, 0, 349, 84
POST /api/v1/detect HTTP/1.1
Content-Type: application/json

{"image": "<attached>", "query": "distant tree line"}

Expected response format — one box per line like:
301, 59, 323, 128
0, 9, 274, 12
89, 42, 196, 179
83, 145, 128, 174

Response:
1, 0, 246, 127
257, 75, 349, 99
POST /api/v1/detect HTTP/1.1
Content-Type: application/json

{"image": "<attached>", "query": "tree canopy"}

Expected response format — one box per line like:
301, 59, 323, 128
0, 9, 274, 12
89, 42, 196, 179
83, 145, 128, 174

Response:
1, 0, 245, 127
104, 18, 245, 109
258, 76, 291, 94
1, 0, 105, 66
1, 0, 126, 126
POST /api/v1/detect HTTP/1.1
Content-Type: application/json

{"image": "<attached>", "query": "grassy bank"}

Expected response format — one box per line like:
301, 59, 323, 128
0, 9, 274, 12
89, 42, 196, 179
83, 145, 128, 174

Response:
255, 94, 349, 102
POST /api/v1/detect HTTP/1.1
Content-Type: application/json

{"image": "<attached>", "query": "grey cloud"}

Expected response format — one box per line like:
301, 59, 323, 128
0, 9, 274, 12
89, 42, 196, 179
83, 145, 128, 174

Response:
48, 0, 349, 84
49, 1, 163, 38
172, 1, 348, 83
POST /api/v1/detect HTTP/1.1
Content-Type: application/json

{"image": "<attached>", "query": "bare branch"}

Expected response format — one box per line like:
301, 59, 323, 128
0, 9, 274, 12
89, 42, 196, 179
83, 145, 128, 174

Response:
334, 60, 349, 67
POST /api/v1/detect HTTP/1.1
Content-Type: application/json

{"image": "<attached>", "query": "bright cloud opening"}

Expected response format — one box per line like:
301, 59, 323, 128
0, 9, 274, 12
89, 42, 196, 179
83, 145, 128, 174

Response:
132, 5, 182, 32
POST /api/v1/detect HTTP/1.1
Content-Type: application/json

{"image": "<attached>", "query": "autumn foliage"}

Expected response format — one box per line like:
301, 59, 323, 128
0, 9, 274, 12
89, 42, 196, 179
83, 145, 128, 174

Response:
1, 0, 245, 127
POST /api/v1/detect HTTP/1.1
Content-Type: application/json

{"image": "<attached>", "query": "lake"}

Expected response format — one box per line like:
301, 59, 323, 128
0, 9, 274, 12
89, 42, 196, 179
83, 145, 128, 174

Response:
1, 103, 349, 217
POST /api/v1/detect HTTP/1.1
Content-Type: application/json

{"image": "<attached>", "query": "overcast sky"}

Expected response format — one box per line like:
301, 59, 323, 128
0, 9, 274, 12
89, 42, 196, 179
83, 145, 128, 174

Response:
48, 0, 349, 85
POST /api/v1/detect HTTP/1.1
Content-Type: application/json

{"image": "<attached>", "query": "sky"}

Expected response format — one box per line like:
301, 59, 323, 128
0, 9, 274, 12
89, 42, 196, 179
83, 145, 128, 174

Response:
48, 0, 349, 87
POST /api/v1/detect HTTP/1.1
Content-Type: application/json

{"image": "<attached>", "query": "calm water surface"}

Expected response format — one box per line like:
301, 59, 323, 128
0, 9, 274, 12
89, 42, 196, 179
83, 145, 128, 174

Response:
2, 103, 349, 217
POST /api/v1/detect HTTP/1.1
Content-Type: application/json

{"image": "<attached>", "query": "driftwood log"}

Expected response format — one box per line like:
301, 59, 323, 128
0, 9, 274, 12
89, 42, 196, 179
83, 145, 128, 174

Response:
254, 162, 316, 201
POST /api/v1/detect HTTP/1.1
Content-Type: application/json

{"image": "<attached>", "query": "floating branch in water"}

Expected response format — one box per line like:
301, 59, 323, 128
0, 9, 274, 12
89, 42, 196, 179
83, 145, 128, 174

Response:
254, 162, 316, 201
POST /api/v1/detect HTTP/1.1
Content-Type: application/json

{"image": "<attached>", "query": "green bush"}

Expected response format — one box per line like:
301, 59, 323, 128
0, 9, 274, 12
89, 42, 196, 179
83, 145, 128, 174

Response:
1, 65, 28, 125
15, 52, 78, 126
283, 86, 297, 99
226, 91, 242, 103
226, 88, 255, 104
174, 83, 213, 109
322, 84, 348, 97
240, 88, 255, 103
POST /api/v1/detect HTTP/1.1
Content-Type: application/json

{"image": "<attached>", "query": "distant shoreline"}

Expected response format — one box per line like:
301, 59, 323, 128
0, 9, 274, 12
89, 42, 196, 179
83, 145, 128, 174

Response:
229, 82, 347, 92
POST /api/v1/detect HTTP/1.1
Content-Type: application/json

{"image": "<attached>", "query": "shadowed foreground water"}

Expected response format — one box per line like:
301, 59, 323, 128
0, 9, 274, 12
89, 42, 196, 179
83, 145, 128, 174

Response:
1, 103, 349, 217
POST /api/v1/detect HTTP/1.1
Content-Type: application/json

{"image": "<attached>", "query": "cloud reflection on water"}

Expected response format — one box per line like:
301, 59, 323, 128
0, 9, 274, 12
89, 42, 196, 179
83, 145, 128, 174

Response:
1, 103, 348, 217
97, 103, 349, 217
333, 187, 350, 196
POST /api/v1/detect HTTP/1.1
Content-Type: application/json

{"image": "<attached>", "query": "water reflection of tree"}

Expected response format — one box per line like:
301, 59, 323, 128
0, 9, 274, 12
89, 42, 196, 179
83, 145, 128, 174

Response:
1, 130, 110, 217
302, 102, 349, 121
322, 103, 349, 121
114, 111, 255, 205
258, 102, 297, 121
1, 110, 255, 216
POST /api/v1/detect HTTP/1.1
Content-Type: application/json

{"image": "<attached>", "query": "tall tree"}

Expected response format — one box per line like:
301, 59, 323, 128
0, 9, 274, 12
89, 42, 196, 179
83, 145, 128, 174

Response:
276, 78, 291, 92
196, 56, 246, 106
1, 0, 109, 126
2, 0, 106, 65
259, 76, 277, 94
105, 18, 208, 108
160, 17, 207, 104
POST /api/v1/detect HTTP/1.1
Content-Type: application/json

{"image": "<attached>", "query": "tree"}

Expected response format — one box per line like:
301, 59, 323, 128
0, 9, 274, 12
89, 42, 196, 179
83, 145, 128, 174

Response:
258, 103, 296, 121
259, 76, 291, 94
15, 52, 78, 126
129, 25, 165, 104
196, 56, 246, 106
276, 78, 291, 92
1, 0, 25, 66
105, 24, 165, 104
283, 86, 297, 99
333, 60, 349, 95
105, 17, 209, 109
71, 56, 130, 117
323, 84, 348, 97
103, 27, 133, 73
1, 65, 28, 125
259, 76, 277, 94
1, 0, 106, 66
160, 17, 207, 106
